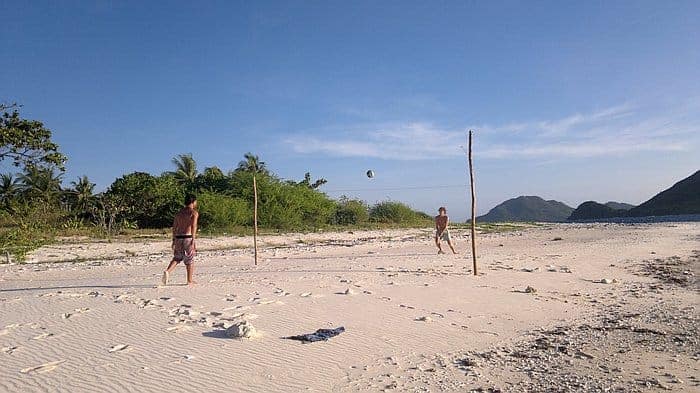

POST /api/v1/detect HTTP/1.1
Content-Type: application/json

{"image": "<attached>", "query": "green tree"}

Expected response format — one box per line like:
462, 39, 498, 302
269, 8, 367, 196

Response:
19, 166, 63, 204
171, 153, 198, 190
69, 175, 96, 216
0, 173, 21, 207
0, 104, 66, 170
334, 197, 369, 225
236, 152, 268, 174
106, 172, 185, 228
298, 172, 328, 189
196, 166, 228, 193
197, 191, 249, 229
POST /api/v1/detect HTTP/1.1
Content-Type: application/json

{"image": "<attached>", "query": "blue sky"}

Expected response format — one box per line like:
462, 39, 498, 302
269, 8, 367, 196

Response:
2, 1, 699, 219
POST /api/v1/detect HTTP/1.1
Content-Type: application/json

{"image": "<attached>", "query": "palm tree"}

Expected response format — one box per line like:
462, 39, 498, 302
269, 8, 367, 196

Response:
171, 153, 198, 187
19, 166, 63, 203
236, 152, 267, 174
70, 175, 96, 215
0, 173, 20, 207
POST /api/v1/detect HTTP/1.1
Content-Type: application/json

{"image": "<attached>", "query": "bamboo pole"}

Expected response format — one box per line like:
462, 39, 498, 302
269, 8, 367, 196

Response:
253, 174, 258, 266
468, 130, 477, 275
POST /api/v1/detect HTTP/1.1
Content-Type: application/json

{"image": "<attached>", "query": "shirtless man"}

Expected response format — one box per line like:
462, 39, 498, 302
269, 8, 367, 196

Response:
161, 195, 199, 286
435, 207, 456, 254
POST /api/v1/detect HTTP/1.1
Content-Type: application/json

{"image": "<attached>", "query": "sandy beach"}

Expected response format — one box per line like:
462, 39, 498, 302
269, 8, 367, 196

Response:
1, 223, 698, 392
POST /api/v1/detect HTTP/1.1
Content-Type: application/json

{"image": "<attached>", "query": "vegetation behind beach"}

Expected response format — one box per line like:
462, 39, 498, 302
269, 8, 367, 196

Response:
0, 105, 432, 260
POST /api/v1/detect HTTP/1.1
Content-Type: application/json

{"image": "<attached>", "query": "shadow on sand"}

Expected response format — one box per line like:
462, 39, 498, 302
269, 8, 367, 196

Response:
202, 329, 229, 339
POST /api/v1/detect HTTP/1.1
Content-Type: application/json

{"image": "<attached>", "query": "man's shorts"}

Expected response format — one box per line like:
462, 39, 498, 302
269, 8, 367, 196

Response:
436, 230, 451, 242
173, 237, 195, 265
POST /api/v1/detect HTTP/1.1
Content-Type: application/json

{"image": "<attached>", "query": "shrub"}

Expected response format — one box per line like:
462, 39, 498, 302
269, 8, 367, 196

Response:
106, 172, 185, 228
198, 192, 249, 230
334, 197, 369, 225
369, 201, 431, 225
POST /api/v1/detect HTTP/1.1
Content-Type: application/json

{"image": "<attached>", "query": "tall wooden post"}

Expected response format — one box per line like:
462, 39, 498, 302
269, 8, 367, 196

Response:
253, 174, 258, 266
468, 130, 478, 275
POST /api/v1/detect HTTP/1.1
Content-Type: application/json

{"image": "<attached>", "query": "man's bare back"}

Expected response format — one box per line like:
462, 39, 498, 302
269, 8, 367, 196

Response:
173, 207, 198, 236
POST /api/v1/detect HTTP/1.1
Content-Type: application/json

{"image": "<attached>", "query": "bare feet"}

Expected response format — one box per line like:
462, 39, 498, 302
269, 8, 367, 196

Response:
438, 250, 445, 255
187, 280, 197, 287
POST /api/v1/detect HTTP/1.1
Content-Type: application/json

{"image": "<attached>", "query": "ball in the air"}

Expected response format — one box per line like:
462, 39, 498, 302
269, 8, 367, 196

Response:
366, 170, 374, 178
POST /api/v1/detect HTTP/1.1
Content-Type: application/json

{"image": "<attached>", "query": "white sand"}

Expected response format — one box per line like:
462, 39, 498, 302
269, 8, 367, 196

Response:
0, 223, 698, 392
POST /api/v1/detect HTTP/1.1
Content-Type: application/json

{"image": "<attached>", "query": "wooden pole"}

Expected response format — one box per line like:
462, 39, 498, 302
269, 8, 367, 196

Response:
253, 174, 258, 266
468, 130, 478, 275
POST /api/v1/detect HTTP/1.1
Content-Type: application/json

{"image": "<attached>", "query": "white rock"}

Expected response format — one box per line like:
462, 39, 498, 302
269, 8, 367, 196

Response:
225, 321, 259, 339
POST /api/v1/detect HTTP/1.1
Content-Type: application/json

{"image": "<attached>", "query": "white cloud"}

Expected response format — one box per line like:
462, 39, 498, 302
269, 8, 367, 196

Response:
287, 101, 699, 160
286, 123, 464, 160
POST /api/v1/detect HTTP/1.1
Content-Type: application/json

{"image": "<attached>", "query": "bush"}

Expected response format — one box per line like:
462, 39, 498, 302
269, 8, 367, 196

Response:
227, 172, 336, 230
334, 197, 369, 225
369, 201, 431, 225
106, 172, 185, 228
198, 192, 249, 230
259, 182, 336, 230
0, 201, 66, 261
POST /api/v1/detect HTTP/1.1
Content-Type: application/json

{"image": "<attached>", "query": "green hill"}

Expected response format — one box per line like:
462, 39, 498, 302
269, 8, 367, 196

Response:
568, 201, 630, 221
478, 196, 574, 222
629, 170, 700, 217
604, 201, 635, 210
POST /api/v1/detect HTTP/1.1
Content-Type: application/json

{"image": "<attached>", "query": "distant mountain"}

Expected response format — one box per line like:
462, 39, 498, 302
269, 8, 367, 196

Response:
568, 201, 630, 221
604, 201, 635, 210
478, 196, 574, 222
629, 170, 700, 217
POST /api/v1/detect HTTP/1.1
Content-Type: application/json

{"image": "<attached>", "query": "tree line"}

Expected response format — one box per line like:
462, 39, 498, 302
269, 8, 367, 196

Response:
0, 104, 430, 258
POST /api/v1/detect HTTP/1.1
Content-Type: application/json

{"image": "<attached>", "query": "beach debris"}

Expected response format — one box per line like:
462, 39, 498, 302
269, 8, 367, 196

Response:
600, 278, 618, 284
300, 292, 312, 297
183, 355, 195, 361
108, 344, 129, 353
552, 237, 563, 241
341, 288, 355, 295
415, 316, 433, 322
20, 360, 66, 374
522, 267, 539, 273
285, 326, 345, 343
226, 320, 259, 339
525, 286, 537, 293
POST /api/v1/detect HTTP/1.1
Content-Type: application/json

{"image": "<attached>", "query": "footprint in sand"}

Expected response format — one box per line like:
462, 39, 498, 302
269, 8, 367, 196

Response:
300, 292, 312, 297
62, 307, 90, 319
108, 344, 130, 353
0, 329, 9, 336
20, 360, 66, 374
32, 332, 54, 340
2, 346, 19, 354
